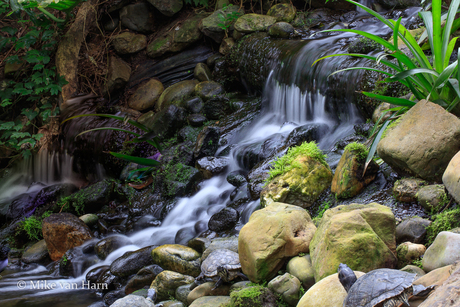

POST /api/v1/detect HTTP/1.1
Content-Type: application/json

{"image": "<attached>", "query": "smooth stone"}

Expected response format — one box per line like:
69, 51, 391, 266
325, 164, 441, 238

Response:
176, 284, 193, 305
418, 263, 460, 307
187, 282, 231, 305
393, 178, 426, 202
150, 270, 195, 301
120, 3, 154, 33
106, 55, 131, 94
21, 240, 50, 264
125, 264, 164, 294
79, 213, 98, 226
95, 235, 133, 260
110, 294, 155, 307
147, 0, 182, 17
188, 296, 231, 307
267, 273, 301, 306
156, 80, 198, 112
286, 254, 315, 290
219, 37, 235, 55
416, 184, 447, 213
195, 81, 224, 101
196, 156, 230, 179
395, 217, 431, 244
110, 245, 155, 277
194, 63, 212, 82
128, 78, 164, 111
422, 231, 460, 272
193, 126, 220, 160
201, 237, 238, 261
396, 242, 426, 269
184, 97, 204, 114
234, 14, 276, 33
187, 114, 207, 127
400, 265, 426, 278
296, 272, 365, 307
208, 207, 239, 232
267, 3, 296, 22
268, 22, 295, 38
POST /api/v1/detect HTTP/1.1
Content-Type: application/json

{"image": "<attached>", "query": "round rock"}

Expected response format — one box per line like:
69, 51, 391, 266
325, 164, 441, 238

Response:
208, 208, 239, 232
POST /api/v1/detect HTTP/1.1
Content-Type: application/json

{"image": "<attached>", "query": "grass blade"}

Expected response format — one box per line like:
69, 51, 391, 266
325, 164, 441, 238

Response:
75, 127, 141, 138
362, 92, 416, 107
110, 152, 160, 166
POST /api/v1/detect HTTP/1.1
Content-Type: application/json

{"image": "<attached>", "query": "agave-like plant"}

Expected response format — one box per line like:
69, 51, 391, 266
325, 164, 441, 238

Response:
9, 0, 82, 22
313, 0, 460, 172
62, 114, 162, 179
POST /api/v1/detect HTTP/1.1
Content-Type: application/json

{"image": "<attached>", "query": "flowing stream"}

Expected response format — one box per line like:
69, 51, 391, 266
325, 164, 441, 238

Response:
0, 8, 422, 306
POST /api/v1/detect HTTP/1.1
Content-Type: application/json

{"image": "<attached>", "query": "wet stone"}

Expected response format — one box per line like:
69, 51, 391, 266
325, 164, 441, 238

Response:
227, 184, 250, 209
194, 63, 211, 82
112, 32, 147, 54
227, 170, 247, 187
194, 126, 220, 160
103, 288, 125, 306
110, 245, 155, 278
120, 3, 154, 33
125, 264, 164, 294
184, 97, 204, 114
208, 207, 239, 232
268, 22, 295, 38
196, 156, 230, 179
187, 114, 207, 127
94, 235, 132, 260
396, 217, 431, 244
86, 265, 110, 285
195, 81, 225, 101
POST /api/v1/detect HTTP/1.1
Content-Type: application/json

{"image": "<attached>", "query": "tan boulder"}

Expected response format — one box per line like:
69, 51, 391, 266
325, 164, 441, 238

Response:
418, 262, 460, 307
396, 242, 426, 269
128, 78, 164, 111
151, 244, 201, 277
187, 282, 230, 305
42, 213, 93, 261
238, 202, 316, 282
443, 151, 460, 203
377, 100, 460, 181
150, 270, 195, 301
310, 203, 397, 281
156, 80, 198, 112
296, 272, 365, 307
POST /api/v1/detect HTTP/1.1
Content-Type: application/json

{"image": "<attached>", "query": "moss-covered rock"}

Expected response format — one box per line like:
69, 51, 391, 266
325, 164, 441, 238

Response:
267, 273, 301, 306
195, 81, 224, 101
331, 142, 379, 199
310, 203, 397, 281
416, 184, 448, 214
151, 244, 201, 277
238, 202, 316, 282
286, 254, 315, 290
396, 242, 426, 269
261, 142, 332, 208
234, 14, 276, 33
147, 0, 182, 17
267, 3, 296, 22
348, 37, 382, 54
105, 55, 131, 94
230, 285, 277, 307
268, 22, 295, 38
200, 5, 243, 43
393, 178, 426, 203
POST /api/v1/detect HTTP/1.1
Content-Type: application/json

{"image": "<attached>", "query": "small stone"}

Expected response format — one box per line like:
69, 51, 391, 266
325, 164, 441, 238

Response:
393, 178, 426, 202
195, 81, 224, 101
187, 114, 207, 127
219, 37, 235, 55
372, 102, 392, 123
226, 171, 247, 187
79, 213, 98, 226
184, 97, 204, 114
267, 273, 301, 306
187, 282, 230, 305
234, 14, 276, 33
267, 3, 296, 22
21, 240, 50, 264
396, 242, 426, 269
151, 244, 201, 277
128, 78, 164, 111
150, 270, 195, 301
106, 55, 131, 94
194, 63, 212, 82
422, 231, 460, 272
120, 3, 155, 33
286, 254, 315, 290
400, 265, 425, 278
268, 22, 295, 38
112, 32, 147, 54
395, 217, 431, 244
94, 236, 132, 260
196, 156, 230, 179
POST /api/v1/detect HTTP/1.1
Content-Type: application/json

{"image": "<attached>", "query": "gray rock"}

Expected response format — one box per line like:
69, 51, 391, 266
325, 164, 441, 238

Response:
184, 97, 204, 114
201, 237, 238, 261
200, 5, 242, 43
226, 171, 247, 187
416, 184, 447, 213
189, 296, 231, 307
422, 231, 460, 272
377, 100, 460, 181
112, 32, 147, 54
110, 245, 155, 277
110, 294, 155, 307
106, 55, 131, 94
194, 126, 220, 160
176, 284, 193, 305
268, 22, 295, 38
125, 265, 164, 294
196, 156, 230, 179
219, 38, 235, 55
95, 235, 133, 260
79, 213, 98, 225
104, 17, 119, 32
139, 105, 186, 141
120, 3, 155, 33
194, 63, 212, 82
202, 96, 232, 119
443, 151, 460, 203
187, 114, 207, 127
227, 184, 250, 209
151, 270, 195, 301
147, 0, 183, 17
208, 207, 239, 232
400, 264, 426, 278
396, 217, 431, 244
156, 80, 198, 112
267, 273, 301, 306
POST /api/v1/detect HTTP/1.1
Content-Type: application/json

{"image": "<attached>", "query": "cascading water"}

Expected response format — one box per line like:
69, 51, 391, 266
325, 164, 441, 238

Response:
0, 7, 422, 306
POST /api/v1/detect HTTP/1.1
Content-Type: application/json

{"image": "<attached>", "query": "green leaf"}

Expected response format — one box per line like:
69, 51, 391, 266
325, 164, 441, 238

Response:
109, 152, 160, 166
32, 133, 44, 140
21, 108, 38, 120
362, 92, 416, 107
17, 138, 36, 147
10, 132, 31, 139
0, 122, 15, 130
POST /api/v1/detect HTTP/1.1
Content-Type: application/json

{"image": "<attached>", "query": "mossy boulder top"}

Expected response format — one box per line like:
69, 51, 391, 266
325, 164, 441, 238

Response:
200, 5, 243, 43
261, 155, 332, 208
310, 203, 397, 281
234, 14, 276, 33
267, 3, 296, 22
151, 244, 201, 277
156, 80, 199, 112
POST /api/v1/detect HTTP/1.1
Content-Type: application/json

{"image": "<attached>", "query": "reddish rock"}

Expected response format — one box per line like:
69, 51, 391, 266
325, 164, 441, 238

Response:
42, 213, 93, 261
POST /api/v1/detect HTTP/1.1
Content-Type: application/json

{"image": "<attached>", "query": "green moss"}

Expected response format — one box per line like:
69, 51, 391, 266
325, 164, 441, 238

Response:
426, 207, 460, 245
266, 141, 327, 182
230, 285, 264, 306
381, 116, 403, 139
17, 211, 52, 241
344, 142, 368, 161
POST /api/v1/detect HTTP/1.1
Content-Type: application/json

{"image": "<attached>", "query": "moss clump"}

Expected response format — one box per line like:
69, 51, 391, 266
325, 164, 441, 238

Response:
17, 211, 52, 241
229, 285, 278, 307
426, 207, 460, 245
266, 141, 327, 182
344, 142, 368, 161
381, 115, 403, 140
348, 37, 383, 54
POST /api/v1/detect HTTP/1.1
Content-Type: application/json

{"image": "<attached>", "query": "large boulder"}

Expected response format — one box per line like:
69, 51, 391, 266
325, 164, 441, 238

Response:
234, 14, 276, 33
395, 217, 431, 244
443, 151, 460, 203
422, 231, 460, 272
296, 272, 365, 307
309, 203, 397, 281
128, 78, 164, 111
151, 244, 201, 277
377, 100, 460, 181
331, 143, 379, 199
418, 263, 460, 307
238, 202, 317, 282
260, 155, 332, 209
42, 213, 93, 261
